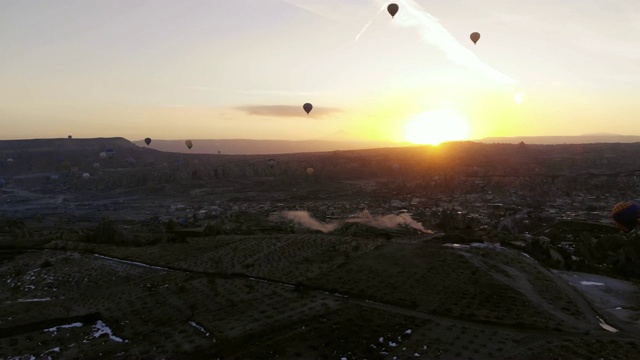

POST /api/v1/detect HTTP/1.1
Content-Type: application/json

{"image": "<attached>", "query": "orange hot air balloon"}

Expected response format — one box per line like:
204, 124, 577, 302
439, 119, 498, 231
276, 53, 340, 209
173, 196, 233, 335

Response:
387, 3, 399, 18
470, 32, 481, 45
306, 167, 314, 176
612, 201, 640, 233
303, 103, 313, 115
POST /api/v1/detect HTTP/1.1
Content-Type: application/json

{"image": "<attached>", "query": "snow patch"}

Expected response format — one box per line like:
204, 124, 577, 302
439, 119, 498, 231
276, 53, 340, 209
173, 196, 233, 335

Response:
44, 322, 83, 335
94, 254, 170, 271
90, 320, 124, 342
9, 298, 52, 303
189, 321, 215, 342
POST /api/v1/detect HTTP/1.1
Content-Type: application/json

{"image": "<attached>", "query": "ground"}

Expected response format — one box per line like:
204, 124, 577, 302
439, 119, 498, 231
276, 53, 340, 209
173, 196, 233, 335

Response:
1, 235, 639, 359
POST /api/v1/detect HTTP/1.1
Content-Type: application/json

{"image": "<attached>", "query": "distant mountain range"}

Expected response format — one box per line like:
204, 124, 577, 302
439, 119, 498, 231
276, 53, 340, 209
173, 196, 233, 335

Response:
134, 134, 640, 154
477, 134, 640, 145
1, 134, 639, 157
132, 139, 407, 155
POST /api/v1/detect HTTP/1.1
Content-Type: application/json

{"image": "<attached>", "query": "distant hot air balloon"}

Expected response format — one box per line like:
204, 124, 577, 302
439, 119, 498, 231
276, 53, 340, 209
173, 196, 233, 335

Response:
612, 201, 640, 233
387, 3, 399, 18
93, 162, 100, 169
268, 159, 277, 168
303, 103, 313, 115
68, 135, 72, 139
6, 158, 13, 164
61, 161, 71, 171
144, 138, 152, 146
105, 148, 115, 159
185, 140, 193, 150
470, 32, 481, 45
306, 167, 314, 176
82, 173, 90, 179
99, 152, 107, 160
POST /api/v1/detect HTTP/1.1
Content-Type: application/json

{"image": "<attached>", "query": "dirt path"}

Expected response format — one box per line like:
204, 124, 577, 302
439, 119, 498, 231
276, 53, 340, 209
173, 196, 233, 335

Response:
457, 249, 601, 332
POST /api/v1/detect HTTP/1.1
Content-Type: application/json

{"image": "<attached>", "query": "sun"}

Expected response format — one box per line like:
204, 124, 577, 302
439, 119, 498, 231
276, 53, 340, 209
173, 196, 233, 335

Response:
403, 109, 471, 145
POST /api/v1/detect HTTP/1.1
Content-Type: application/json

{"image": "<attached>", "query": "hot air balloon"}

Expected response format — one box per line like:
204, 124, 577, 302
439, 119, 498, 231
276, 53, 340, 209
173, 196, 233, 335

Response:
185, 140, 193, 150
105, 148, 115, 159
470, 32, 481, 45
612, 201, 640, 233
303, 103, 313, 115
99, 152, 107, 160
6, 158, 13, 164
268, 159, 277, 168
68, 135, 72, 139
387, 3, 399, 18
93, 162, 100, 169
306, 167, 314, 176
144, 138, 152, 146
82, 173, 90, 179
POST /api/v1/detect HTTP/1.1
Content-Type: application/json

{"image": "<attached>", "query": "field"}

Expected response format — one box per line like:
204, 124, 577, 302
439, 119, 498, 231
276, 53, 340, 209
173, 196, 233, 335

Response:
2, 234, 639, 359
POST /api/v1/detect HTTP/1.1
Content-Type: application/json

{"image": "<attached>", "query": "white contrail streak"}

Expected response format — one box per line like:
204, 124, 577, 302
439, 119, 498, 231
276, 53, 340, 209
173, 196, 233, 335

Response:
390, 0, 515, 84
355, 4, 387, 41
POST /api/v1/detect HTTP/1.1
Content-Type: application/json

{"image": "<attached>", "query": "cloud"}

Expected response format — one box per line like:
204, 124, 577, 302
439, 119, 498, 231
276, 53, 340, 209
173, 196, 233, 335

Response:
385, 0, 515, 84
236, 105, 342, 118
238, 89, 321, 97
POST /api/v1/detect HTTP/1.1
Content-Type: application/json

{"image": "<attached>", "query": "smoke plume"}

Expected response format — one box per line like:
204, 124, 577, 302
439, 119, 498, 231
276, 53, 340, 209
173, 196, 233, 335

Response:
283, 211, 340, 233
282, 210, 433, 234
346, 210, 433, 233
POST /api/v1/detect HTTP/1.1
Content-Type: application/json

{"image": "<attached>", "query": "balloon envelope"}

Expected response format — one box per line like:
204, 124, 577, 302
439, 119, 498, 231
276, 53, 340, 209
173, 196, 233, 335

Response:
144, 137, 151, 146
268, 159, 276, 168
93, 163, 100, 169
470, 32, 481, 44
185, 140, 193, 149
306, 167, 314, 176
82, 173, 90, 179
303, 103, 313, 114
387, 3, 399, 18
612, 201, 640, 232
99, 152, 107, 160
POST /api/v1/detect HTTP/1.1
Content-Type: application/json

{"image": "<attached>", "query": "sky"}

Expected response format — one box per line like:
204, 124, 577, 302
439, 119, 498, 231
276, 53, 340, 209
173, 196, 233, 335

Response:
1, 0, 639, 143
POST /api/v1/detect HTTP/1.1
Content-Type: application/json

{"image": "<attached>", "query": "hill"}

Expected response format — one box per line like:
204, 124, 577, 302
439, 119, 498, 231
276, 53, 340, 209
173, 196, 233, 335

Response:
478, 134, 640, 144
131, 138, 403, 155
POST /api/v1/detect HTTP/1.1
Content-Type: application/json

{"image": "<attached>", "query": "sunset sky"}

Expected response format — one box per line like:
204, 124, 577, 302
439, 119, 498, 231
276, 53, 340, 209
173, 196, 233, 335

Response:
2, 0, 639, 144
